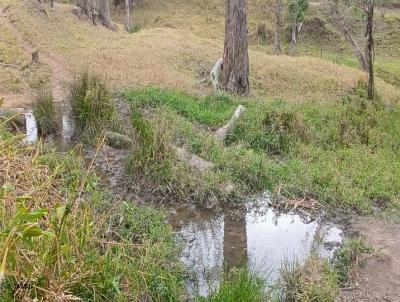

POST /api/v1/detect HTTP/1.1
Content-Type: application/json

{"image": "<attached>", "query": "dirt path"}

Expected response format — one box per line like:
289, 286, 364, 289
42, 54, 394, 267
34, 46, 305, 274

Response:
0, 4, 69, 107
340, 217, 400, 302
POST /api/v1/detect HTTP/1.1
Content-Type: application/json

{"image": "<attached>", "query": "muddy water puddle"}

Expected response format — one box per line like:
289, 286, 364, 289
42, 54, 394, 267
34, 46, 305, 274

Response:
169, 197, 343, 297
19, 106, 344, 298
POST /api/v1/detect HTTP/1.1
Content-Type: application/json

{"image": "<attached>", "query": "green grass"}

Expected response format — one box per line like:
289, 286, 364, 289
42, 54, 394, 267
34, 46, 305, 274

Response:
198, 267, 269, 302
0, 131, 184, 301
33, 88, 57, 136
332, 238, 373, 286
124, 86, 400, 213
278, 256, 339, 302
68, 70, 121, 144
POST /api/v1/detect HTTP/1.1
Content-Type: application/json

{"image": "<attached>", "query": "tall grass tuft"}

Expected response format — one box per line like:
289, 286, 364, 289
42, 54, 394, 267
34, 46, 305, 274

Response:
278, 256, 339, 302
69, 70, 120, 143
332, 238, 372, 286
33, 89, 57, 136
199, 267, 268, 302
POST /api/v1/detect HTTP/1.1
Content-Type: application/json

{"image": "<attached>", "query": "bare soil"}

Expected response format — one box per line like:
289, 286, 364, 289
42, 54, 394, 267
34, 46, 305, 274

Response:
340, 217, 400, 302
0, 4, 69, 108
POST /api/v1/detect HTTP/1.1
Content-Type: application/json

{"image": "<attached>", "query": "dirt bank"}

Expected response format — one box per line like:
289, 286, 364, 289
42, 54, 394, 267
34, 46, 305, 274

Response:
340, 217, 400, 302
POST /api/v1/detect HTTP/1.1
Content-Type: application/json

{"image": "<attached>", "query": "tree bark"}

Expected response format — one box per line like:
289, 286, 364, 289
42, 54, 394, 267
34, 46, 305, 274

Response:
124, 0, 130, 31
223, 0, 250, 95
289, 21, 297, 55
365, 0, 374, 100
50, 0, 54, 8
274, 0, 282, 55
99, 0, 112, 29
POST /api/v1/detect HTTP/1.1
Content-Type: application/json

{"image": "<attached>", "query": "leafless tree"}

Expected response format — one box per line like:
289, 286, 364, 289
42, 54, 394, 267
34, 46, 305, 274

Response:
223, 0, 250, 95
331, 0, 375, 99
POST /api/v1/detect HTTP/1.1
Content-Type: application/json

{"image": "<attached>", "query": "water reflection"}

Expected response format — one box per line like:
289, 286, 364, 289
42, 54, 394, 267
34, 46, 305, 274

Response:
55, 105, 75, 152
170, 202, 343, 297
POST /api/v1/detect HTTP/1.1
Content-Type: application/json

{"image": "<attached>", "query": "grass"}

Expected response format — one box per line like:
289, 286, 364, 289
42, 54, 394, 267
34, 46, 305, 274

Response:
127, 105, 236, 204
332, 238, 373, 286
198, 267, 269, 302
278, 256, 339, 302
124, 86, 400, 213
68, 70, 121, 144
33, 88, 57, 136
0, 125, 184, 301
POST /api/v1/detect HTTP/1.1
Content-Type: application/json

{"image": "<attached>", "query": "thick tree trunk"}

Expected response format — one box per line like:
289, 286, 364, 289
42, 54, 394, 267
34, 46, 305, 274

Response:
274, 0, 282, 55
99, 0, 112, 29
223, 0, 250, 95
77, 0, 93, 20
124, 0, 130, 31
365, 0, 374, 100
50, 0, 54, 8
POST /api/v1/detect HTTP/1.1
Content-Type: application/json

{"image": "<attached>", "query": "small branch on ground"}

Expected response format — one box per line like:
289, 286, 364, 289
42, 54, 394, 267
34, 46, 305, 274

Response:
215, 105, 246, 141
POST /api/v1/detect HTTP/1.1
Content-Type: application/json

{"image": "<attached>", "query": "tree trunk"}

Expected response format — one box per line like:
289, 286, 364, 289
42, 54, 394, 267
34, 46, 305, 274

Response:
274, 0, 282, 55
77, 0, 93, 20
50, 0, 54, 8
342, 23, 367, 71
223, 0, 250, 95
124, 0, 130, 31
289, 21, 297, 55
99, 0, 112, 29
365, 0, 374, 100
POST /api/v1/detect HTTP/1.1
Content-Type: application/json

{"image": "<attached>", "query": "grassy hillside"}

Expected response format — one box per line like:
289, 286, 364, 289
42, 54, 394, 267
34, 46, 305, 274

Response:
1, 0, 398, 105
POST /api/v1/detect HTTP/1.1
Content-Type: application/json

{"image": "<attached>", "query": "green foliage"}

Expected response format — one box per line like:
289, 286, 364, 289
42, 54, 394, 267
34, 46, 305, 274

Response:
68, 70, 120, 144
279, 256, 339, 302
33, 89, 57, 136
288, 0, 309, 22
333, 238, 372, 286
129, 24, 141, 33
198, 268, 268, 302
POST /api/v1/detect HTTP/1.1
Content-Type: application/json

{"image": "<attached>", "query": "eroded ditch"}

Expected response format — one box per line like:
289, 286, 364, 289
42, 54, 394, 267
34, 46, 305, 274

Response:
10, 105, 345, 298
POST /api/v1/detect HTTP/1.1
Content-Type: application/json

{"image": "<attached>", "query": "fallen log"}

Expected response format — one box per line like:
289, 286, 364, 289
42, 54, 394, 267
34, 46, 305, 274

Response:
215, 105, 246, 141
172, 146, 214, 172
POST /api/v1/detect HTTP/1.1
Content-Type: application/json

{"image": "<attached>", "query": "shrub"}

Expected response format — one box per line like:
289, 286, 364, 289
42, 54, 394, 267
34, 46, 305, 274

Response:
33, 89, 57, 136
129, 24, 141, 33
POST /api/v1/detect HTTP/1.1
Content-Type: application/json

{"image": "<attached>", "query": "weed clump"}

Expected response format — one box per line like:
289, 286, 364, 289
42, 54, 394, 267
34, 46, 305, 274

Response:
279, 256, 339, 302
333, 238, 372, 286
33, 89, 57, 136
69, 70, 120, 143
200, 267, 268, 302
